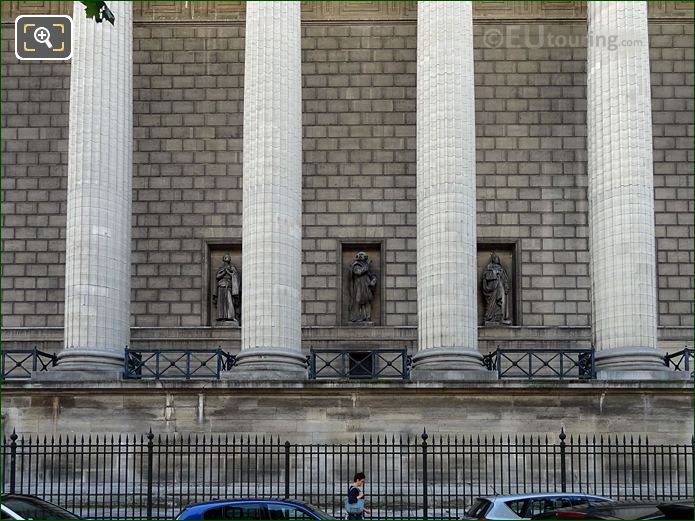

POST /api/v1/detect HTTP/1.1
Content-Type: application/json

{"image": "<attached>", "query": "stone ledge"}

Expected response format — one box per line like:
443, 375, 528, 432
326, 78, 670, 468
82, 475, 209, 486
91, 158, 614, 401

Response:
2, 325, 691, 352
2, 378, 692, 395
2, 2, 693, 23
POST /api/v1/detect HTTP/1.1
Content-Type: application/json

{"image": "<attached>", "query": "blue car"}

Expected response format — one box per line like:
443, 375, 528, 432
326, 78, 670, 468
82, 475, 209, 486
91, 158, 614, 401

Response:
175, 498, 337, 520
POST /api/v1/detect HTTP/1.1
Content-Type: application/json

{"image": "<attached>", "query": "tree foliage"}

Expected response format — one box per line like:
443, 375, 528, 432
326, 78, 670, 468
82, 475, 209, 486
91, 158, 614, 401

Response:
79, 1, 115, 25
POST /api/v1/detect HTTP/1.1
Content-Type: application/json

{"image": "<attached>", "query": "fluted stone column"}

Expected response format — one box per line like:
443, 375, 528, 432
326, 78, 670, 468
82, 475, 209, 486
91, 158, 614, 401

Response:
232, 2, 306, 379
411, 2, 490, 380
56, 1, 133, 375
587, 2, 673, 379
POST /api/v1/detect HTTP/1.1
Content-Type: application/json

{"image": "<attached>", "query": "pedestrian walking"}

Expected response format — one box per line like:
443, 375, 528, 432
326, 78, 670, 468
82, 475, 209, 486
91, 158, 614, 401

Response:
344, 472, 370, 519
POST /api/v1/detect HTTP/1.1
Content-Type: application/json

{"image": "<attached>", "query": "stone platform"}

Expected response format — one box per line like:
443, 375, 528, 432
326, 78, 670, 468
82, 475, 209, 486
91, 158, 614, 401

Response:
2, 379, 692, 443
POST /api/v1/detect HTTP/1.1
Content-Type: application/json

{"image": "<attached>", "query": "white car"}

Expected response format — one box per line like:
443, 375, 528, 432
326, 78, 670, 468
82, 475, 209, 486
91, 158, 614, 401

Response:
1, 494, 81, 520
462, 493, 612, 520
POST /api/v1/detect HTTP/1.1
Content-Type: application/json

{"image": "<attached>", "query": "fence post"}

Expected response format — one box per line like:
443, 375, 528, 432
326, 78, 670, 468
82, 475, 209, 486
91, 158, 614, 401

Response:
9, 429, 17, 494
146, 429, 154, 520
559, 428, 567, 493
284, 441, 291, 499
421, 429, 429, 520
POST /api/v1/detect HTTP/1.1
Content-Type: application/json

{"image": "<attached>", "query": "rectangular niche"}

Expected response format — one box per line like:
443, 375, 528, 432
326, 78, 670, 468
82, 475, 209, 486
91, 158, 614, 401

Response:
477, 240, 521, 327
203, 241, 242, 328
339, 242, 383, 326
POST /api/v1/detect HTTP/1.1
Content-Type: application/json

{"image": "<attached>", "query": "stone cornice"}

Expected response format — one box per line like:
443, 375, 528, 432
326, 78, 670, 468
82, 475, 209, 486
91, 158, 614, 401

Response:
2, 379, 692, 397
2, 1, 693, 23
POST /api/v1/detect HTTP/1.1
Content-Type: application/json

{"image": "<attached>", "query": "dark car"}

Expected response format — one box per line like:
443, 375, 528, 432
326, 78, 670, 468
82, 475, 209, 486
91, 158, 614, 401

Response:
1, 494, 81, 520
531, 499, 694, 520
175, 498, 337, 520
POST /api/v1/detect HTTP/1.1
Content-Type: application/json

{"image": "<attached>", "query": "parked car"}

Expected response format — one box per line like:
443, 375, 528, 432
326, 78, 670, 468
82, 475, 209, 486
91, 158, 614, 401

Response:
531, 499, 694, 520
1, 494, 81, 520
175, 498, 337, 520
462, 493, 612, 520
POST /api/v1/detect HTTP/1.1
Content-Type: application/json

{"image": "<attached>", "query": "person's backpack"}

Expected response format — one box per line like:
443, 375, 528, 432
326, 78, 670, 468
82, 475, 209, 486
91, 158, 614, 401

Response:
344, 486, 365, 514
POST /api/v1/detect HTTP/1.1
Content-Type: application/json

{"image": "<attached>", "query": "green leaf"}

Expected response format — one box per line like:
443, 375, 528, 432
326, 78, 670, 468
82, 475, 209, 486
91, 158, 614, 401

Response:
80, 1, 103, 20
79, 0, 115, 25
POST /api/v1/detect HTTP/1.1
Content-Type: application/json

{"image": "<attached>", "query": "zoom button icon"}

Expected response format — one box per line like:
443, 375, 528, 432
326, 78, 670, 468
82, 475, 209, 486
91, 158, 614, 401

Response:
15, 15, 72, 60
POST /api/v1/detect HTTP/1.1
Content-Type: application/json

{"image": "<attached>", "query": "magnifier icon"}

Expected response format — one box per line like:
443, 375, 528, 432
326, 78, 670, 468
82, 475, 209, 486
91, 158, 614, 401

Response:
33, 26, 53, 49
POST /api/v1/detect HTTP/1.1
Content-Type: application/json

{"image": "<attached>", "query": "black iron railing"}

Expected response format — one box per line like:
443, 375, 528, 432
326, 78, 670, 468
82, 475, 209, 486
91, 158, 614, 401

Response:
308, 348, 410, 380
483, 348, 595, 380
123, 348, 236, 380
664, 348, 692, 373
2, 428, 692, 520
1, 348, 58, 380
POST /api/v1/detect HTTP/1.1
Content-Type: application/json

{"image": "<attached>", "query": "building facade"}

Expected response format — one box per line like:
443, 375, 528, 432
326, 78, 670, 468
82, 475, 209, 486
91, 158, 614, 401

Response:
1, 1, 693, 442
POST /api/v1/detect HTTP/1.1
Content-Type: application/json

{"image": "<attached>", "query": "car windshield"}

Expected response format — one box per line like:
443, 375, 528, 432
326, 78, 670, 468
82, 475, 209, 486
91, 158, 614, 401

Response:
2, 496, 80, 519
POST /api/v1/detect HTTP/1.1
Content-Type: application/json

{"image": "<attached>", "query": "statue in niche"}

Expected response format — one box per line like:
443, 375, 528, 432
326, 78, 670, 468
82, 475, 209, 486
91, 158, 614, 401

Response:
481, 251, 511, 326
349, 251, 378, 323
213, 254, 241, 325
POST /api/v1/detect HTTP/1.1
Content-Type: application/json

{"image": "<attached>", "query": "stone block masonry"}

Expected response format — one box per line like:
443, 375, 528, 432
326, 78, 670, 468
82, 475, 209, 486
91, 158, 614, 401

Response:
1, 20, 692, 340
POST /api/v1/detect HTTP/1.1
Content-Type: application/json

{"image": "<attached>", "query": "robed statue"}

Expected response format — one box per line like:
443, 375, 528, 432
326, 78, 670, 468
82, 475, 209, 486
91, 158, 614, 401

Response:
349, 252, 377, 323
481, 251, 511, 325
213, 254, 241, 325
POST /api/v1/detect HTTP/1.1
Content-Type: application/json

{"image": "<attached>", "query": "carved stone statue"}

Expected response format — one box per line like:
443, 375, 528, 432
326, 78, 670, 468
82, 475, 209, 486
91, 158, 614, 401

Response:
481, 251, 511, 325
213, 254, 241, 325
349, 251, 377, 323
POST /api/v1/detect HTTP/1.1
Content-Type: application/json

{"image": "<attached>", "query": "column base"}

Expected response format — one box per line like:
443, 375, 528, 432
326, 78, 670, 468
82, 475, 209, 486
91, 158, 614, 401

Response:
595, 347, 687, 380
224, 347, 307, 381
410, 347, 496, 381
32, 368, 124, 382
32, 348, 124, 381
32, 348, 121, 381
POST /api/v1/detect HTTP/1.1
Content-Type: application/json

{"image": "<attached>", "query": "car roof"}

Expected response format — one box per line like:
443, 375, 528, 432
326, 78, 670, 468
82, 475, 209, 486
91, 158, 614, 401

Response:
475, 493, 609, 501
555, 499, 686, 510
183, 498, 314, 509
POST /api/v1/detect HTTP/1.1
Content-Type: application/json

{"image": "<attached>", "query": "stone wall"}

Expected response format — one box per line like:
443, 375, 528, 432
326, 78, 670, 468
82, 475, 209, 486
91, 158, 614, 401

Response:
2, 381, 693, 444
1, 18, 693, 340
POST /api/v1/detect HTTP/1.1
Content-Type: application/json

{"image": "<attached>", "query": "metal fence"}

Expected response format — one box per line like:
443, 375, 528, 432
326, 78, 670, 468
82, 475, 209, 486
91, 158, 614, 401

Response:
664, 348, 692, 373
3, 346, 693, 382
483, 348, 595, 380
309, 349, 410, 380
1, 349, 57, 380
123, 348, 236, 380
2, 429, 692, 520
